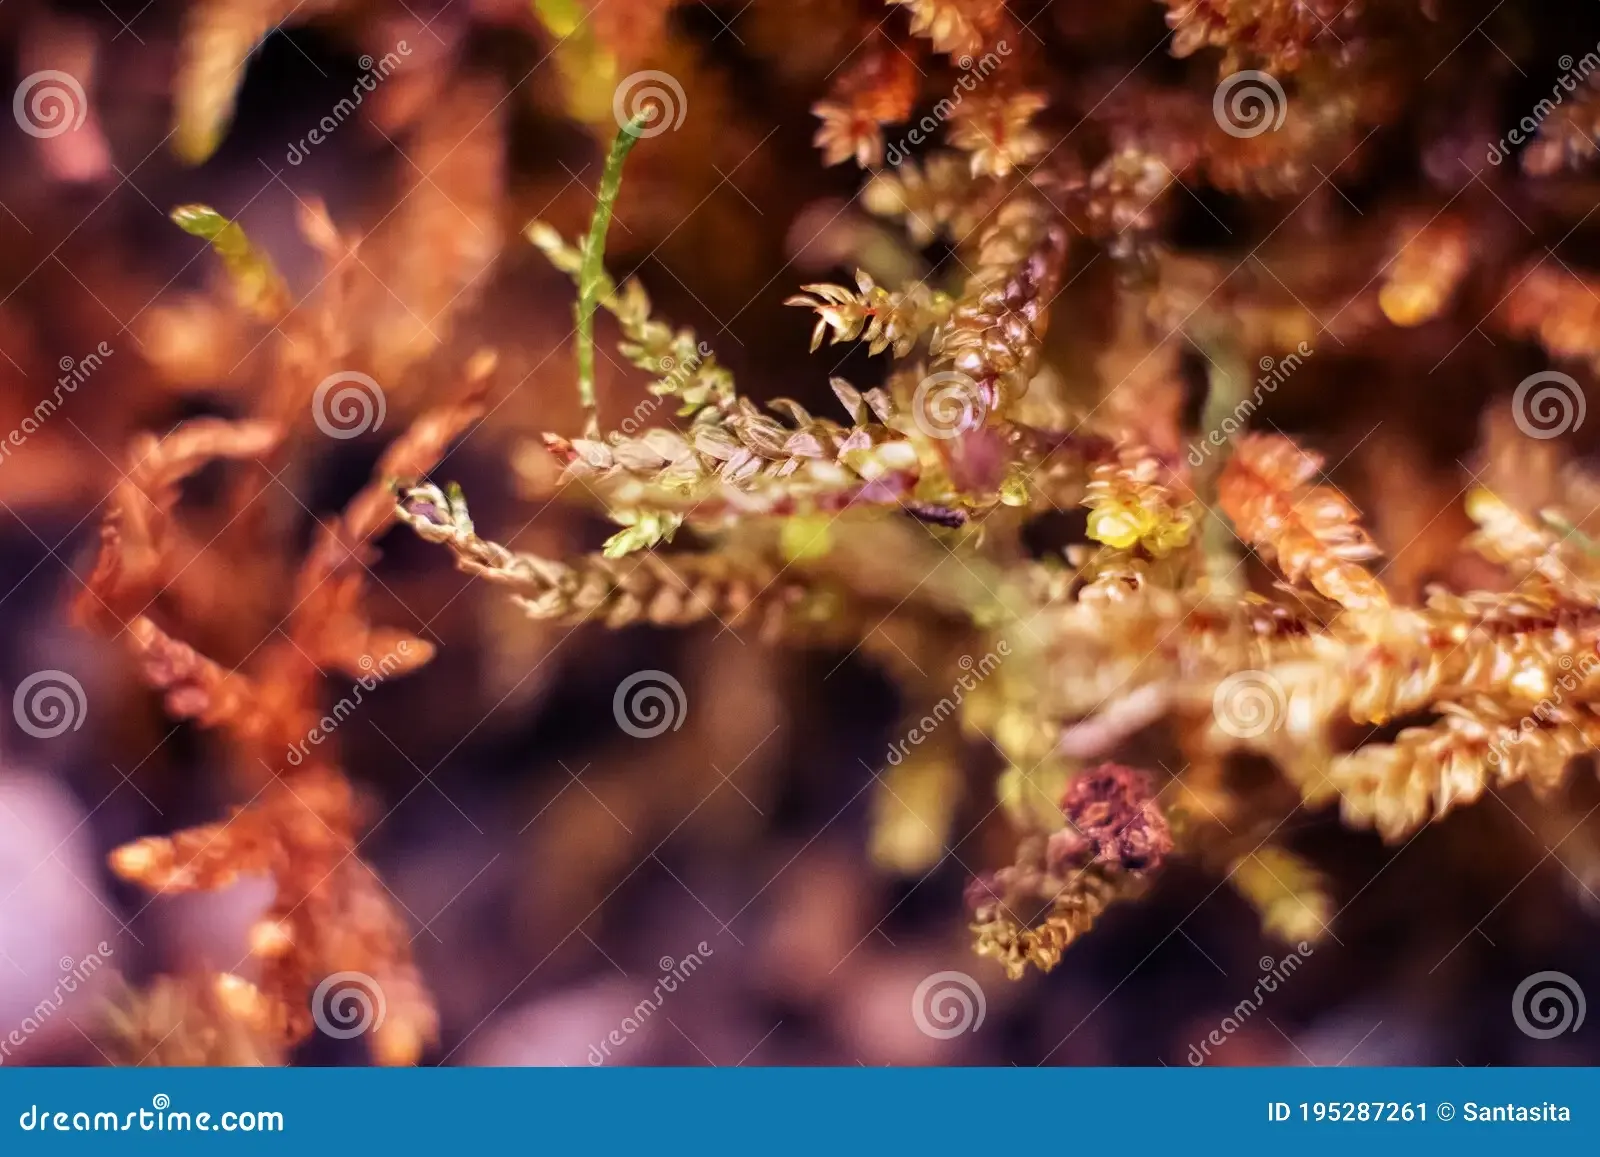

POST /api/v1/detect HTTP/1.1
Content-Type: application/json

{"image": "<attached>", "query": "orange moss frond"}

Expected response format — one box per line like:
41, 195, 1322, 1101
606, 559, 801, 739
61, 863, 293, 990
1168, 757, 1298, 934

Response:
1219, 433, 1388, 610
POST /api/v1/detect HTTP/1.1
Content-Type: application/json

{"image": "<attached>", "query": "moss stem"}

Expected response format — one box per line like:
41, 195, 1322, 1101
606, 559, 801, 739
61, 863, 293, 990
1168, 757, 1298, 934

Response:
576, 112, 652, 438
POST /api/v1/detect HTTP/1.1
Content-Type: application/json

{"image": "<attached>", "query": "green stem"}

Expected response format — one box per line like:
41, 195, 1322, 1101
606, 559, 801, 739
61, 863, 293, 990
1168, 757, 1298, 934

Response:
1194, 329, 1247, 596
576, 113, 651, 438
1540, 509, 1600, 557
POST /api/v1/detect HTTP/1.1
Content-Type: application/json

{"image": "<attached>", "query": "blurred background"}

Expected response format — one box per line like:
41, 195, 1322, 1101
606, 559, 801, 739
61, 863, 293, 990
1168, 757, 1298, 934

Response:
0, 0, 1599, 1067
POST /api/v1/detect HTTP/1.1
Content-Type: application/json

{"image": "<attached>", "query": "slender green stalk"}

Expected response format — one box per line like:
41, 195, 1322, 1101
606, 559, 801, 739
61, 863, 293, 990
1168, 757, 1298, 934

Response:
1541, 509, 1600, 557
575, 113, 652, 438
1194, 328, 1247, 596
170, 204, 289, 321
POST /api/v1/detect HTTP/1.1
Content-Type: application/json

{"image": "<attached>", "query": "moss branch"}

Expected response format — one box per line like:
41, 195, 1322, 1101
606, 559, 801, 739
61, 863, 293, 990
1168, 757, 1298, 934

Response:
575, 113, 652, 438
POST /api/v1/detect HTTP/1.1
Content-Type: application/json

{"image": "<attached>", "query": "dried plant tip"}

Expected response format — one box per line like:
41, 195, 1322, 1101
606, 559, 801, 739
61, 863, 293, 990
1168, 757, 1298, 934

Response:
1047, 763, 1173, 874
948, 92, 1049, 179
889, 0, 1006, 60
787, 272, 953, 356
1219, 433, 1388, 609
811, 36, 919, 168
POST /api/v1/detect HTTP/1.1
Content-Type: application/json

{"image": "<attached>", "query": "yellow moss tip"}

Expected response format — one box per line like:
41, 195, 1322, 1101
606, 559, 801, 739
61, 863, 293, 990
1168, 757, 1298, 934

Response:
374, 1020, 425, 1067
213, 972, 272, 1031
247, 919, 294, 959
1378, 281, 1444, 328
1087, 503, 1152, 551
108, 841, 156, 881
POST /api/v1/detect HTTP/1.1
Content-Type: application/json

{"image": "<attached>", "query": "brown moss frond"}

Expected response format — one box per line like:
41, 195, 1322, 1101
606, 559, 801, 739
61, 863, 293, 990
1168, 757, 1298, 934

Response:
1219, 433, 1388, 610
